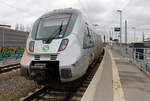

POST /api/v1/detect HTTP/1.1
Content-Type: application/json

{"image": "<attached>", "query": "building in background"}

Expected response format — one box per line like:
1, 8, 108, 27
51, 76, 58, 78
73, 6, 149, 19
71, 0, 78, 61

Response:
144, 38, 150, 48
0, 24, 11, 29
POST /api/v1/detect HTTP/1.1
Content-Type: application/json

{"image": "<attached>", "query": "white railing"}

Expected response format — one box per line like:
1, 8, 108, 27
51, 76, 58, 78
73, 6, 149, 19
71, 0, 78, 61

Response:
112, 45, 150, 74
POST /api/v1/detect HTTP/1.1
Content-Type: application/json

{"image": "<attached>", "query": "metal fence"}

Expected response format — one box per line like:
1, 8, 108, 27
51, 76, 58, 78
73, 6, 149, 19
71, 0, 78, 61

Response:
112, 45, 150, 74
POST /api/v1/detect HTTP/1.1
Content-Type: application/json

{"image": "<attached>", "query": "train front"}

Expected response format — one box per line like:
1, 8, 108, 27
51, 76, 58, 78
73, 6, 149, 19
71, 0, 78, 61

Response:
20, 10, 81, 85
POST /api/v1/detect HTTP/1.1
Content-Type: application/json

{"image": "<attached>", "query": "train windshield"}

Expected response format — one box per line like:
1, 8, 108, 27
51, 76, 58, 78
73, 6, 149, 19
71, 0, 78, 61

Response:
35, 14, 71, 40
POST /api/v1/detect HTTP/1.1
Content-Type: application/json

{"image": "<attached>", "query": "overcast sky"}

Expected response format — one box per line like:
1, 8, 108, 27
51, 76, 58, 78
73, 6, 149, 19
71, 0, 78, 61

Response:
0, 0, 150, 42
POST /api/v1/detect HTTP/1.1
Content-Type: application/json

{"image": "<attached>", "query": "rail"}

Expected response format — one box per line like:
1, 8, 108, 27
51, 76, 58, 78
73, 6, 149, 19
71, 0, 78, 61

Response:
0, 63, 20, 73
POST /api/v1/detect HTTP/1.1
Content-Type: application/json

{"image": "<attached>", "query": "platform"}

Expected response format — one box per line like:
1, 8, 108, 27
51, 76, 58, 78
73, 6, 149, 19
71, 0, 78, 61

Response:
81, 47, 150, 101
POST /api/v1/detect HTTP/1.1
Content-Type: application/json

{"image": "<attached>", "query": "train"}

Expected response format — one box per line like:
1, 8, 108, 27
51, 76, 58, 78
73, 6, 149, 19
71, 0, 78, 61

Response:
20, 8, 103, 86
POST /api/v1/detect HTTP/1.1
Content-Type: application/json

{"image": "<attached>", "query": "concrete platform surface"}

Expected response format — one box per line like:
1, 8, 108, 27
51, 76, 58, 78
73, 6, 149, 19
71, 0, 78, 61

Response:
82, 47, 150, 101
111, 49, 150, 101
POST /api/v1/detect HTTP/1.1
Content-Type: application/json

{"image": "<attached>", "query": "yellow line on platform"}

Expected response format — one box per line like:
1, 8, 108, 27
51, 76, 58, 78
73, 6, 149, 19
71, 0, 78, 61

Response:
109, 49, 125, 101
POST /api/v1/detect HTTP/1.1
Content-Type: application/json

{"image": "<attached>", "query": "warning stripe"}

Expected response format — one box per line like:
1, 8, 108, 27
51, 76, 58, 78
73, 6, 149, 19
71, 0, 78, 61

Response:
109, 49, 125, 101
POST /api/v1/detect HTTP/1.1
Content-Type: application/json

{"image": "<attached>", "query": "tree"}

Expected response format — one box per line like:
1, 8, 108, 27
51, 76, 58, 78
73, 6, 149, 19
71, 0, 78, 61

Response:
22, 25, 25, 31
15, 24, 19, 30
26, 25, 30, 32
19, 24, 22, 31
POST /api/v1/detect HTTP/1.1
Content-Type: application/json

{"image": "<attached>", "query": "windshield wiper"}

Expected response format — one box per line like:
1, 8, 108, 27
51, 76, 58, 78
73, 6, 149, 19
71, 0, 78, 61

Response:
45, 21, 64, 43
58, 21, 63, 36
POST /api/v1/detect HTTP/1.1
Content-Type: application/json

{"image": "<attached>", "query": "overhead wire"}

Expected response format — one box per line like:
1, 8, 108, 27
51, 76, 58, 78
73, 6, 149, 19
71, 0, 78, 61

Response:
0, 0, 32, 17
77, 0, 89, 20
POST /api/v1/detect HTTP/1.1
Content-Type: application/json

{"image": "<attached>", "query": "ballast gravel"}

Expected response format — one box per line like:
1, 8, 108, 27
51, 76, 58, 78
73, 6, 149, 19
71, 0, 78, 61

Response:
0, 69, 36, 101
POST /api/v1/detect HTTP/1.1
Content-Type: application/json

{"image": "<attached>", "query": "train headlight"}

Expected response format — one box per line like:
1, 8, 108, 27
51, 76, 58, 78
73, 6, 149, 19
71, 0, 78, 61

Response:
58, 39, 68, 51
29, 41, 34, 52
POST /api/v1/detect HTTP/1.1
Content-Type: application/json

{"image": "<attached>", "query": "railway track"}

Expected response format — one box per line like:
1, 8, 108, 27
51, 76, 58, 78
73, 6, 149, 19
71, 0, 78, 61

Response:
20, 51, 104, 101
0, 63, 20, 73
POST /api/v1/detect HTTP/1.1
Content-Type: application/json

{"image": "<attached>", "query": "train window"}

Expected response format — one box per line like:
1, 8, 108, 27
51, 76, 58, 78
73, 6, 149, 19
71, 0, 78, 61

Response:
89, 30, 96, 47
83, 27, 89, 49
87, 27, 91, 37
93, 32, 97, 45
83, 27, 94, 49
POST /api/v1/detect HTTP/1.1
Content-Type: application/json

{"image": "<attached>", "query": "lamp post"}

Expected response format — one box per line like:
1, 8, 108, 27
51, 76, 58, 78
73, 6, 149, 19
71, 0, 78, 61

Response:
143, 32, 145, 42
132, 27, 136, 42
117, 10, 122, 45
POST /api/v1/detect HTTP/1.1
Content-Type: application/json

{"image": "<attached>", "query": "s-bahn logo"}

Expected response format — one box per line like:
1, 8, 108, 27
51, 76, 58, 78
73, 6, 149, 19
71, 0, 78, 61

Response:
42, 45, 50, 52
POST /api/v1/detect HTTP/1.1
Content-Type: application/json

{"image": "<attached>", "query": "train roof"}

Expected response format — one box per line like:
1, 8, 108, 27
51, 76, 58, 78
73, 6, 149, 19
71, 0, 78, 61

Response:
40, 8, 81, 18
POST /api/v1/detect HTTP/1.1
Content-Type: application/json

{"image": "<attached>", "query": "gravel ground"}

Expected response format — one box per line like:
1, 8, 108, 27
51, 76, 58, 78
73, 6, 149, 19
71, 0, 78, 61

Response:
0, 69, 36, 101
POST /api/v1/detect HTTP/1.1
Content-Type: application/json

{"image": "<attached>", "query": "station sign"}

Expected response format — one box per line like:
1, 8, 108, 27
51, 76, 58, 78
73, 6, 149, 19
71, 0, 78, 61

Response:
114, 27, 120, 32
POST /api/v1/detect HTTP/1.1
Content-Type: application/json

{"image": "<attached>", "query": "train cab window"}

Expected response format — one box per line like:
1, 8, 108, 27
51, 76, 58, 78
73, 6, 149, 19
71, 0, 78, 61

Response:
83, 27, 95, 49
31, 13, 78, 40
36, 14, 71, 40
